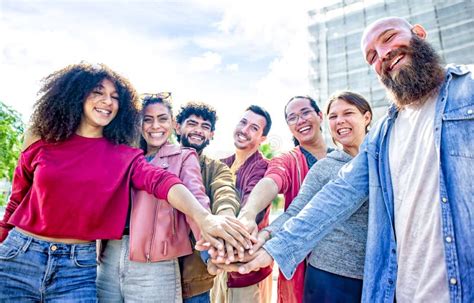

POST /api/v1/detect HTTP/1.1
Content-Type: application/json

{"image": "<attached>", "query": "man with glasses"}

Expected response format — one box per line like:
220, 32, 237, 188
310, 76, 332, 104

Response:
237, 95, 331, 303
175, 102, 240, 303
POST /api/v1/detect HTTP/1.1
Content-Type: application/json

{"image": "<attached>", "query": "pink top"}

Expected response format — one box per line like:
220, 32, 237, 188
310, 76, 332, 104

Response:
0, 134, 182, 241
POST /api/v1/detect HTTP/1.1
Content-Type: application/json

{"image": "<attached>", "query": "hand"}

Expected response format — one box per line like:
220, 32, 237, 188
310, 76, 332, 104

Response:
249, 229, 270, 255
211, 248, 273, 274
238, 210, 258, 236
207, 260, 222, 275
199, 214, 254, 253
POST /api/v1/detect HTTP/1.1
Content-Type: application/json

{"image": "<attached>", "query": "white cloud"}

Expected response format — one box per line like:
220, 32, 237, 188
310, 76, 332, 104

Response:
1, 0, 316, 156
225, 63, 239, 72
188, 52, 222, 73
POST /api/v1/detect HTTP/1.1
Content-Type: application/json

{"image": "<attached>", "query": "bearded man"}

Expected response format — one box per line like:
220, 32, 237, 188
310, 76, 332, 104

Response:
227, 17, 474, 303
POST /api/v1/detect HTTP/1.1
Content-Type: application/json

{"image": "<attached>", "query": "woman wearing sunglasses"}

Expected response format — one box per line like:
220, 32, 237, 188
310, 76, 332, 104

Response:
0, 63, 250, 302
96, 94, 211, 302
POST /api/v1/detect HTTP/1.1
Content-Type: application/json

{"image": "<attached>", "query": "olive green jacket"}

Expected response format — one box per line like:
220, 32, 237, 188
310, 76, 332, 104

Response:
180, 154, 240, 298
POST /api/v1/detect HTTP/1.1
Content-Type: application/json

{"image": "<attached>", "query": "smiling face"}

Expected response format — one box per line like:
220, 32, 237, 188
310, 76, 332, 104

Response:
328, 98, 371, 156
79, 78, 119, 137
361, 17, 444, 107
285, 97, 323, 147
176, 114, 214, 153
141, 102, 173, 155
362, 18, 417, 78
233, 110, 267, 152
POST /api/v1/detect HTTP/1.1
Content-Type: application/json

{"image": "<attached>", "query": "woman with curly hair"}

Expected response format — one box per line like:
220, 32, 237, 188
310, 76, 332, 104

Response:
97, 94, 210, 302
0, 63, 251, 302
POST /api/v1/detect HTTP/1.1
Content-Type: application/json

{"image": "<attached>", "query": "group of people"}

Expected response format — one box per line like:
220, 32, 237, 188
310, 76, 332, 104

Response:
0, 16, 472, 303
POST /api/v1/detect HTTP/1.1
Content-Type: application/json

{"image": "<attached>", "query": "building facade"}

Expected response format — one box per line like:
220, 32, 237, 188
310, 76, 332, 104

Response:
308, 0, 474, 120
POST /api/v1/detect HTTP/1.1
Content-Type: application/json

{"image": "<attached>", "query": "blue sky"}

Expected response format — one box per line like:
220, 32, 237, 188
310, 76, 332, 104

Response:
1, 0, 314, 156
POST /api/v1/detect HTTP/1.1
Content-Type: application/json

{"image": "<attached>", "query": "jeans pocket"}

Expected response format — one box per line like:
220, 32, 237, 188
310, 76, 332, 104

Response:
0, 240, 22, 260
73, 250, 98, 268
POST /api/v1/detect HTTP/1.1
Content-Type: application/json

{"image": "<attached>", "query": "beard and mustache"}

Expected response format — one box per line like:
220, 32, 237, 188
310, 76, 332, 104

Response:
179, 134, 210, 153
379, 35, 445, 108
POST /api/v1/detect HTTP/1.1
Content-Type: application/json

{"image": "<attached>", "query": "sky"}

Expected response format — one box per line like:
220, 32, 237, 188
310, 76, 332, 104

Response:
0, 0, 316, 158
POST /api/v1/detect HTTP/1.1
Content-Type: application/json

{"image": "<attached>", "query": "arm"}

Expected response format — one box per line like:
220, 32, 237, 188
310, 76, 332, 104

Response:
238, 177, 278, 232
209, 160, 240, 216
265, 161, 330, 234
239, 153, 291, 232
131, 156, 251, 251
0, 150, 35, 242
179, 150, 211, 240
263, 150, 370, 279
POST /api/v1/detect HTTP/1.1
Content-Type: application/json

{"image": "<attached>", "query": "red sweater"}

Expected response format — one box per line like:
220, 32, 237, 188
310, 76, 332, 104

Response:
0, 134, 182, 242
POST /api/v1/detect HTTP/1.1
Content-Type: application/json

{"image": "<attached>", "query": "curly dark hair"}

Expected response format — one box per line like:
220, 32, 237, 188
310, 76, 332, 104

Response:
30, 62, 140, 145
176, 101, 217, 131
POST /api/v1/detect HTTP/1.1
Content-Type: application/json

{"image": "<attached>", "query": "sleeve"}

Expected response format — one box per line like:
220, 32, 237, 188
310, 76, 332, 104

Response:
265, 160, 330, 235
263, 147, 370, 279
241, 159, 268, 206
130, 155, 183, 200
264, 153, 292, 194
179, 150, 210, 240
209, 160, 240, 215
0, 152, 34, 242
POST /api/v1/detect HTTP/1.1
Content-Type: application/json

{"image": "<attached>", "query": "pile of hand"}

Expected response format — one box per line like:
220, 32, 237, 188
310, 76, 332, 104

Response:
196, 212, 274, 275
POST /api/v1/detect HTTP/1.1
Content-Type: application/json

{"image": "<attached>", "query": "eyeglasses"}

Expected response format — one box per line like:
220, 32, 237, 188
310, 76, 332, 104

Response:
140, 92, 172, 102
286, 109, 316, 125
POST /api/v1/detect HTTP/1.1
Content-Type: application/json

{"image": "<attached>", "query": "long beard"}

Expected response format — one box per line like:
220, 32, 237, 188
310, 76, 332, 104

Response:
180, 135, 210, 153
380, 36, 445, 108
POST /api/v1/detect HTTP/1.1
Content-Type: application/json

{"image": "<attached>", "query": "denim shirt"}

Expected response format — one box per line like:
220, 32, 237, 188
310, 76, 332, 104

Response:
264, 64, 474, 303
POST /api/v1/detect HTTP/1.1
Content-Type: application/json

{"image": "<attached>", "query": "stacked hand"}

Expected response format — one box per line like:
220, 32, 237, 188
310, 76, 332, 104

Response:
195, 212, 274, 275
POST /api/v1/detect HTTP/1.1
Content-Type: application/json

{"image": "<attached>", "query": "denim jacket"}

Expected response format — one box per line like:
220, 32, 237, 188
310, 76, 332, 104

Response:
264, 64, 474, 303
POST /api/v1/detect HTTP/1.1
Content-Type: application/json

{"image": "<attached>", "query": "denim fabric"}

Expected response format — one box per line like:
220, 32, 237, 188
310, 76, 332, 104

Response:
96, 236, 182, 303
303, 265, 362, 303
0, 228, 97, 302
264, 64, 474, 303
184, 291, 210, 303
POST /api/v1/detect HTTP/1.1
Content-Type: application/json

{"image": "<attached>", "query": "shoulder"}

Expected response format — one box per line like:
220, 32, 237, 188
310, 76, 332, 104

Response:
22, 129, 41, 151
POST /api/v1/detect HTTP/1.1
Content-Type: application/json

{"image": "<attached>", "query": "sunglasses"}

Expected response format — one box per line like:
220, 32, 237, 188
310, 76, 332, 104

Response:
140, 92, 172, 102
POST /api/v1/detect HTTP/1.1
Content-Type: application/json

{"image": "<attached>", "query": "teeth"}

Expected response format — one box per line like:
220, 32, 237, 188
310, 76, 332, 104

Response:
390, 55, 403, 70
190, 135, 203, 141
95, 108, 111, 115
338, 128, 351, 135
149, 132, 165, 138
298, 126, 310, 133
238, 134, 247, 141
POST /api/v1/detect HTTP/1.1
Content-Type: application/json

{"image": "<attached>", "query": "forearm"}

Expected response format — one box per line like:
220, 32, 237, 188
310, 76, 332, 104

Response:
239, 177, 278, 221
167, 184, 210, 226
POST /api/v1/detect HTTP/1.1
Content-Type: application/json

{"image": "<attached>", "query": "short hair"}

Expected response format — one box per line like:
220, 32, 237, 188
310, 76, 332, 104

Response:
326, 91, 373, 133
246, 105, 272, 136
176, 102, 217, 131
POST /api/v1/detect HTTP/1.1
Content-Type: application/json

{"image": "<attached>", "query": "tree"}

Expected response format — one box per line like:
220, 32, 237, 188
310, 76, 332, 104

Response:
0, 101, 24, 182
259, 142, 284, 210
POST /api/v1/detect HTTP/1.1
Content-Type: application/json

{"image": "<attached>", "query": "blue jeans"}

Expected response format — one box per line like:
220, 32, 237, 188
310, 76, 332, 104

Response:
0, 228, 97, 302
96, 236, 182, 302
303, 265, 362, 303
184, 291, 210, 303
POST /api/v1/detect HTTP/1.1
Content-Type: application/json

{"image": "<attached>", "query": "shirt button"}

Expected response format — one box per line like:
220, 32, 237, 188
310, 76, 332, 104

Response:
50, 245, 58, 251
445, 236, 452, 243
441, 197, 448, 203
450, 278, 457, 285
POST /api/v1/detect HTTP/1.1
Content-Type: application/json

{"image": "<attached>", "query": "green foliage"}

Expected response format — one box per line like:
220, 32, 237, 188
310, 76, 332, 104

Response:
259, 142, 275, 159
0, 101, 24, 181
